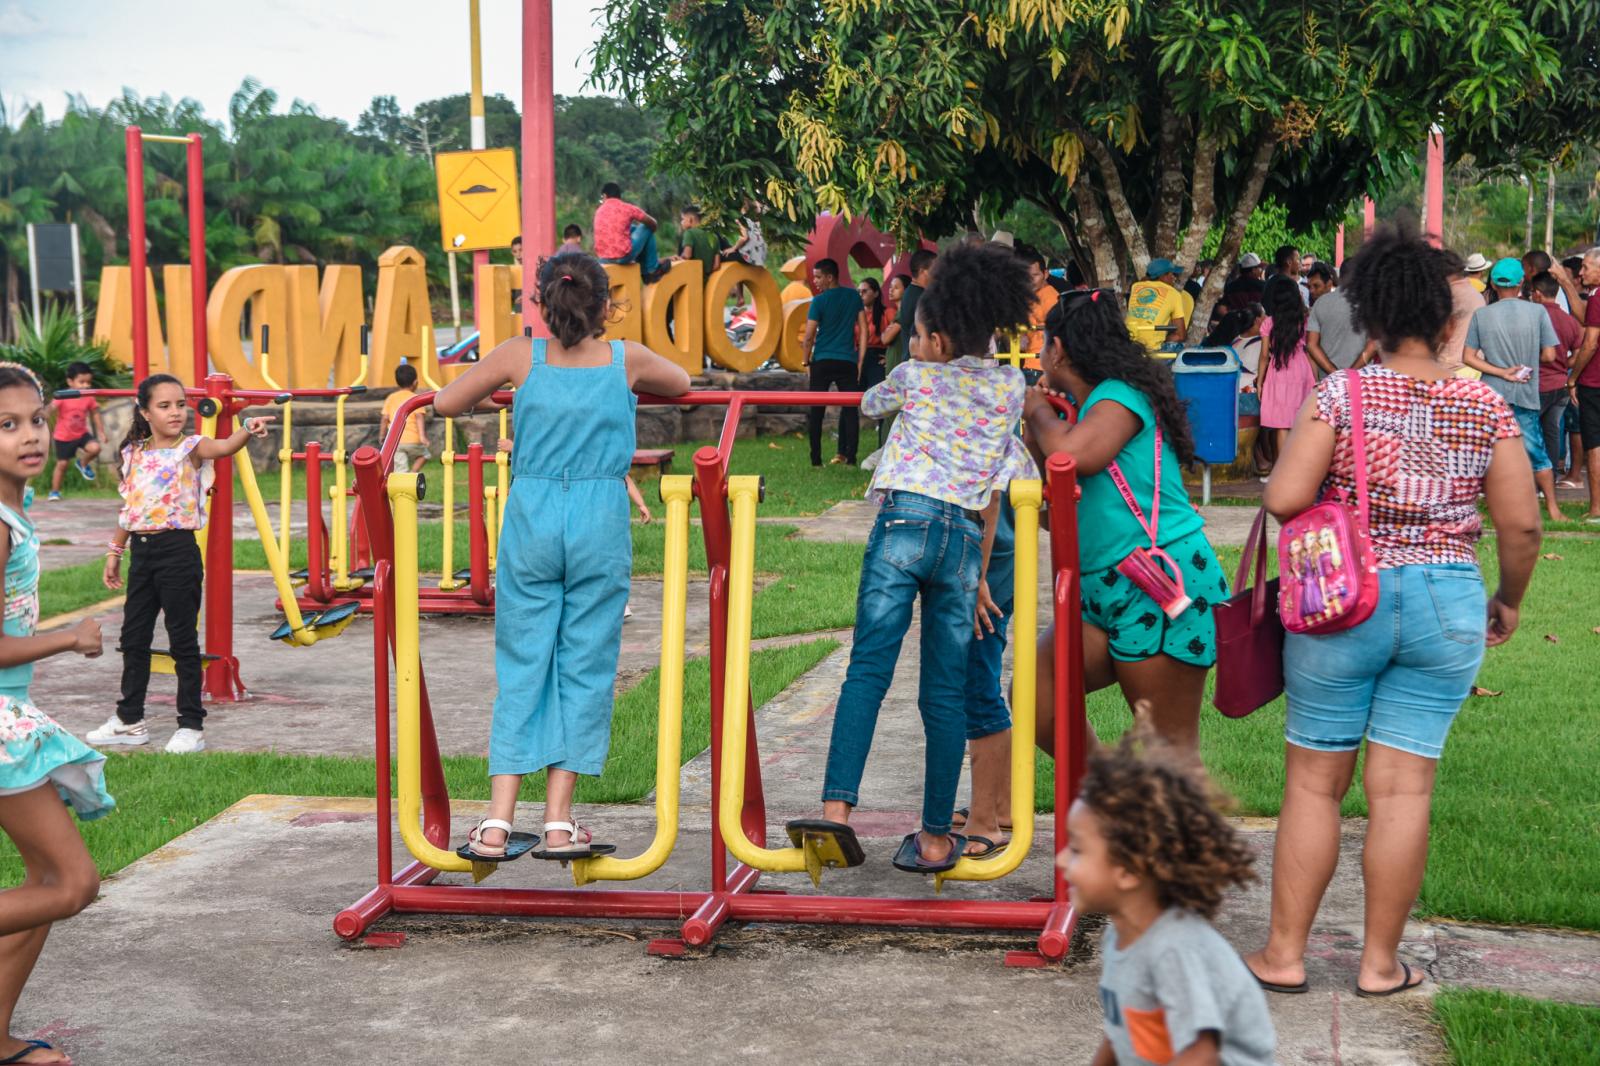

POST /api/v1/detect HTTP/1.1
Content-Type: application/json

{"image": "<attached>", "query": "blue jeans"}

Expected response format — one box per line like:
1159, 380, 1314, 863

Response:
964, 501, 1015, 740
822, 492, 983, 835
1284, 564, 1485, 760
600, 222, 660, 275
1511, 404, 1552, 473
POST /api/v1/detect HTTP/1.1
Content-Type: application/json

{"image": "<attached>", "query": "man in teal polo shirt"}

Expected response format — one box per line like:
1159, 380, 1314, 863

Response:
802, 258, 864, 465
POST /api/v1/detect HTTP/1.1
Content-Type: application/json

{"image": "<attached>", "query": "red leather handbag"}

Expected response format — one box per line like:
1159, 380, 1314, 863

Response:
1212, 506, 1284, 718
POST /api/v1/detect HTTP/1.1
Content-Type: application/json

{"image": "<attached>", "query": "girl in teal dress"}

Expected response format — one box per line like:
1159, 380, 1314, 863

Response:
0, 365, 114, 1065
436, 251, 689, 860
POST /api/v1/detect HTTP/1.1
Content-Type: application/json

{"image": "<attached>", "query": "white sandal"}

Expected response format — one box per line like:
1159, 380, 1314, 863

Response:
460, 818, 514, 859
531, 821, 616, 861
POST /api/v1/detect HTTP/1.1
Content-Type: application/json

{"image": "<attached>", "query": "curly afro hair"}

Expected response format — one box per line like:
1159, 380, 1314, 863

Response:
1341, 223, 1458, 354
917, 243, 1035, 356
1078, 732, 1255, 920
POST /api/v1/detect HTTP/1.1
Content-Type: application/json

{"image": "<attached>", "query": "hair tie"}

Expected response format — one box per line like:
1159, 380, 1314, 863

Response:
560, 274, 573, 282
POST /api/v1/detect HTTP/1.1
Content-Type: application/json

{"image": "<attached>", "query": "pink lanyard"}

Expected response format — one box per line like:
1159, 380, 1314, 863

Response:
1106, 423, 1161, 549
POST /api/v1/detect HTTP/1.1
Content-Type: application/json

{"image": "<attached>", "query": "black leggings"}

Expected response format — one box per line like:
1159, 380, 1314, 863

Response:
117, 530, 205, 729
807, 359, 861, 464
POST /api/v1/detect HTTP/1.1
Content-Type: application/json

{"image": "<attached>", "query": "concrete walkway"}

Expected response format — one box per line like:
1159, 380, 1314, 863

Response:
17, 493, 1600, 1064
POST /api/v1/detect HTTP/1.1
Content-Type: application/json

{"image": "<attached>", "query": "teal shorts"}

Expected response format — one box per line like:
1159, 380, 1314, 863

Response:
1081, 529, 1228, 668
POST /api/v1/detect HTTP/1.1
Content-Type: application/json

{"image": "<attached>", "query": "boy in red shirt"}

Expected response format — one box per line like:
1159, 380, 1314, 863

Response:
49, 362, 105, 501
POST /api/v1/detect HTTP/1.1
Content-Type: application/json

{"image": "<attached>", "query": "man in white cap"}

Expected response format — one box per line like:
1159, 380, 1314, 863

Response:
1223, 252, 1267, 312
1463, 252, 1490, 293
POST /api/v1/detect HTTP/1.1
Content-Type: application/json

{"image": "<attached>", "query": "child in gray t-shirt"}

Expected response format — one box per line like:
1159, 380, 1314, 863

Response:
1061, 734, 1275, 1065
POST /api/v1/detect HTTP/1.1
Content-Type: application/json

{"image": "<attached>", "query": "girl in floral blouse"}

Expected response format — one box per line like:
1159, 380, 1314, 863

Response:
87, 374, 271, 755
789, 243, 1037, 876
0, 364, 112, 1065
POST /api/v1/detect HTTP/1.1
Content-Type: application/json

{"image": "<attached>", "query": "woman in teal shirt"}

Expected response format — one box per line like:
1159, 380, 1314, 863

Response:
1021, 289, 1227, 750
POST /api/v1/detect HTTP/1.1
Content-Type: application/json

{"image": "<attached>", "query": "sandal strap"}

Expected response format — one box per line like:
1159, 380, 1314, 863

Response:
475, 818, 514, 834
543, 821, 575, 834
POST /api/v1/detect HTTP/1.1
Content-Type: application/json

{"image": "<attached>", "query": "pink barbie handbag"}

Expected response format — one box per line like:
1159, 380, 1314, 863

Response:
1277, 369, 1380, 635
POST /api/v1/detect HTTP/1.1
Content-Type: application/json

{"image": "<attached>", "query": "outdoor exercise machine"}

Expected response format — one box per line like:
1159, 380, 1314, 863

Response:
334, 390, 1089, 967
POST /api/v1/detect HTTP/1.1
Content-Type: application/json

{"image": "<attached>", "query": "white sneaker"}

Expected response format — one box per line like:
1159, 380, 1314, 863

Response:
164, 728, 206, 754
860, 447, 883, 472
623, 603, 634, 620
85, 715, 149, 746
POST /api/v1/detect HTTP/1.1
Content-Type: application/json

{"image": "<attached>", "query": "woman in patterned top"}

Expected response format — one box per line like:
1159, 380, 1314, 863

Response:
0, 364, 113, 1065
1246, 228, 1542, 999
791, 243, 1037, 875
87, 375, 272, 755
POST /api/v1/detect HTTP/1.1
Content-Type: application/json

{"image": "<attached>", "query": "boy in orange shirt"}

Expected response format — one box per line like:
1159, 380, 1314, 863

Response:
380, 364, 429, 472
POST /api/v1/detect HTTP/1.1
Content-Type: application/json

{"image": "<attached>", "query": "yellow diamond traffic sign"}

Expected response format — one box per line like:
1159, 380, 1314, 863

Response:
435, 148, 520, 252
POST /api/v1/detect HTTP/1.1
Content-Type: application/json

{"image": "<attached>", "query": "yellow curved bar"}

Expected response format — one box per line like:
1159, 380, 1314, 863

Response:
573, 475, 693, 885
718, 476, 810, 875
389, 472, 474, 874
937, 479, 1042, 887
418, 323, 442, 392
234, 444, 321, 647
438, 419, 461, 590
484, 486, 499, 571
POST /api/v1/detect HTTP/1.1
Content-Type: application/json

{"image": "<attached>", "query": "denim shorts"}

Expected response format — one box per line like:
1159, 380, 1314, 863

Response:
1284, 564, 1485, 760
1511, 404, 1552, 473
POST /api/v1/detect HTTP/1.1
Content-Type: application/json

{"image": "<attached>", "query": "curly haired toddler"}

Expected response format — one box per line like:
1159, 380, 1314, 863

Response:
1062, 732, 1275, 1066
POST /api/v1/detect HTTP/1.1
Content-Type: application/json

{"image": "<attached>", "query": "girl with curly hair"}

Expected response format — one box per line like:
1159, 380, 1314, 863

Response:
793, 243, 1037, 875
1019, 290, 1229, 753
1064, 731, 1273, 1066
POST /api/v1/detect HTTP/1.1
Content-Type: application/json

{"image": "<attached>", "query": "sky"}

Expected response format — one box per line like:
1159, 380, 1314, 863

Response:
0, 0, 611, 126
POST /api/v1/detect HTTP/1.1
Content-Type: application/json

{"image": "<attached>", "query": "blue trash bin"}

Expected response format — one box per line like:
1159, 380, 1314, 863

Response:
1170, 347, 1240, 465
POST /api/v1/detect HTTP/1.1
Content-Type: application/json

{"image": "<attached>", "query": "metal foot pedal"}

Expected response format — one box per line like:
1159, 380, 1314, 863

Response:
784, 820, 865, 888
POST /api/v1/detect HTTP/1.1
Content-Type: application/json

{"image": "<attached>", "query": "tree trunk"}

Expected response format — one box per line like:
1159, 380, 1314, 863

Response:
1151, 105, 1186, 258
1175, 128, 1220, 277
1081, 129, 1149, 279
1545, 164, 1556, 252
1036, 189, 1094, 287
1191, 132, 1277, 341
1070, 172, 1120, 291
1525, 175, 1535, 250
79, 206, 118, 262
4, 259, 18, 345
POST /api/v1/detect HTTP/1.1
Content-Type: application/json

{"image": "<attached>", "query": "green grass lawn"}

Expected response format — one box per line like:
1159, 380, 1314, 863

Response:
1034, 537, 1600, 931
39, 557, 125, 618
1435, 989, 1600, 1065
0, 638, 836, 886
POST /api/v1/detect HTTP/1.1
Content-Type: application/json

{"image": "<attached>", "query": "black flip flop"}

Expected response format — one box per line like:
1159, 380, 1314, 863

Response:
1247, 962, 1309, 994
891, 831, 967, 874
0, 1040, 57, 1064
1356, 961, 1425, 998
455, 831, 540, 864
963, 834, 1008, 859
952, 807, 1014, 833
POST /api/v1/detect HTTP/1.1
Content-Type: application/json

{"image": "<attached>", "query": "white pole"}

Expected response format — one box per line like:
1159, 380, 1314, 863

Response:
25, 225, 41, 330
70, 223, 85, 343
1202, 466, 1212, 506
448, 250, 463, 344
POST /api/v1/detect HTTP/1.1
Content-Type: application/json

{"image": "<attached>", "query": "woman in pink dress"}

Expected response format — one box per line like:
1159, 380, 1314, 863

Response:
1258, 285, 1318, 462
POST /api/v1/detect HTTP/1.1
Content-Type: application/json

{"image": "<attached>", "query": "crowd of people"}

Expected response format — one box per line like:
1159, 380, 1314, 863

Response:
0, 192, 1573, 1060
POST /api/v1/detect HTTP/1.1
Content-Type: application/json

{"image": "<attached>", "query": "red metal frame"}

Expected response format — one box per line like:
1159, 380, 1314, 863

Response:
125, 126, 208, 386
334, 390, 1090, 965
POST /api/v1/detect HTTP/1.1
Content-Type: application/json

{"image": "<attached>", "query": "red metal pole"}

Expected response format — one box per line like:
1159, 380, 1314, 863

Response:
1425, 127, 1445, 248
125, 126, 149, 383
305, 442, 328, 604
1363, 196, 1376, 239
203, 374, 240, 701
186, 133, 208, 384
520, 0, 555, 335
466, 444, 489, 605
372, 560, 394, 888
1335, 224, 1345, 270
